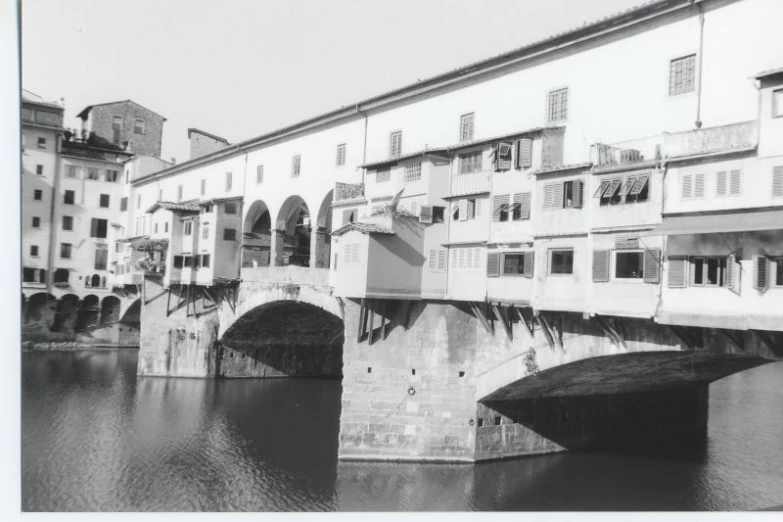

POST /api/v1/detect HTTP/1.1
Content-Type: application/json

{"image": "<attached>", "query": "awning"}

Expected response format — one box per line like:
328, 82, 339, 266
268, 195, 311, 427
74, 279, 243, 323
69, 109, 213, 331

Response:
643, 209, 783, 236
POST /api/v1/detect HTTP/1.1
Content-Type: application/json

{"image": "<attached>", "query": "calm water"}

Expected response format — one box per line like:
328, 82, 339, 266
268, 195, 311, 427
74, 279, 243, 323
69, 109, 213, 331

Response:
22, 350, 783, 511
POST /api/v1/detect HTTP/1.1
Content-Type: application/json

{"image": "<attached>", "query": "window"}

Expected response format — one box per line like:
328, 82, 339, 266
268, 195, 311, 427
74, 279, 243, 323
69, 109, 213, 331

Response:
65, 165, 77, 178
492, 195, 510, 222
432, 206, 445, 224
137, 194, 141, 209
33, 189, 42, 201
615, 251, 644, 279
64, 190, 75, 204
460, 113, 475, 142
183, 221, 193, 236
90, 218, 108, 238
201, 254, 211, 268
669, 54, 696, 96
201, 179, 206, 195
292, 156, 301, 177
774, 89, 783, 118
201, 222, 210, 239
493, 142, 512, 171
336, 144, 346, 166
681, 173, 704, 199
404, 161, 422, 183
547, 87, 568, 123
173, 256, 183, 269
112, 116, 122, 130
775, 258, 783, 287
37, 137, 46, 149
106, 170, 119, 182
225, 171, 233, 190
134, 119, 145, 134
32, 217, 40, 228
62, 216, 73, 230
36, 165, 43, 175
177, 185, 183, 202
596, 174, 649, 205
256, 165, 264, 184
60, 243, 72, 259
183, 256, 193, 268
774, 166, 783, 198
549, 249, 574, 275
376, 168, 390, 183
342, 209, 355, 225
201, 204, 213, 213
87, 168, 100, 180
544, 180, 584, 210
30, 245, 39, 257
502, 252, 534, 277
223, 228, 237, 241
120, 197, 128, 211
99, 194, 110, 208
459, 151, 483, 175
224, 202, 237, 214
691, 257, 727, 287
389, 131, 402, 159
94, 247, 108, 270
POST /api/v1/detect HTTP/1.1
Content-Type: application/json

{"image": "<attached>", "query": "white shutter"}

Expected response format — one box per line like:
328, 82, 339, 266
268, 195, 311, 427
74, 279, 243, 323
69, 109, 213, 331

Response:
543, 183, 555, 209
716, 171, 727, 196
487, 252, 500, 277
682, 174, 693, 199
523, 251, 535, 278
754, 255, 769, 292
643, 249, 661, 283
459, 199, 468, 222
773, 166, 783, 198
520, 192, 531, 220
592, 250, 610, 282
428, 249, 436, 270
694, 173, 705, 198
458, 249, 466, 269
730, 170, 741, 195
419, 205, 433, 224
573, 180, 583, 208
492, 195, 504, 222
515, 138, 532, 169
725, 253, 740, 294
475, 198, 483, 216
451, 249, 458, 268
553, 183, 564, 209
668, 256, 687, 288
615, 234, 640, 250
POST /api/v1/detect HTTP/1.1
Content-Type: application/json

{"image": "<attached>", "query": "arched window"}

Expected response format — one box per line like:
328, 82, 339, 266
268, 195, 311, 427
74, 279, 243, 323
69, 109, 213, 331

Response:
54, 269, 69, 284
91, 274, 101, 287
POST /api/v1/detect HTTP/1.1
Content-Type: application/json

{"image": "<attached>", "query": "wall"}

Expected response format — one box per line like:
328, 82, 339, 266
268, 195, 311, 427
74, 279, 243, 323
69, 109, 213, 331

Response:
87, 101, 164, 158
366, 216, 424, 298
190, 131, 229, 160
534, 236, 589, 312
334, 231, 370, 298
590, 168, 663, 231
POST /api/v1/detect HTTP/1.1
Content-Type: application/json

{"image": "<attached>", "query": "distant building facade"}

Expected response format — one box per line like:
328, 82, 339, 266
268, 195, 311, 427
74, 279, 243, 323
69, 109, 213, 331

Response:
188, 128, 230, 160
77, 100, 166, 158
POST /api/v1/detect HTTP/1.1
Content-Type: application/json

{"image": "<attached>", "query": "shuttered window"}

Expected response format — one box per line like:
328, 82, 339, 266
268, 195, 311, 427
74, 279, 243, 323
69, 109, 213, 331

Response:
493, 142, 512, 171
754, 255, 769, 291
553, 183, 565, 209
492, 195, 510, 222
668, 256, 688, 288
547, 87, 568, 122
519, 192, 531, 220
643, 249, 661, 283
459, 113, 475, 142
90, 218, 108, 238
773, 166, 783, 197
729, 170, 741, 196
458, 152, 482, 175
515, 138, 532, 169
543, 183, 556, 209
682, 174, 693, 199
390, 131, 402, 159
669, 54, 696, 96
419, 205, 433, 224
716, 171, 727, 196
487, 252, 501, 277
592, 250, 610, 282
694, 173, 705, 198
404, 161, 422, 183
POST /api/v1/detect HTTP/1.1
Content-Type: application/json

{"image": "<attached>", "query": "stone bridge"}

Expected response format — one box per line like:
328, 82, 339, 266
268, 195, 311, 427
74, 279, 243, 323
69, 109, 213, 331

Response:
134, 264, 779, 462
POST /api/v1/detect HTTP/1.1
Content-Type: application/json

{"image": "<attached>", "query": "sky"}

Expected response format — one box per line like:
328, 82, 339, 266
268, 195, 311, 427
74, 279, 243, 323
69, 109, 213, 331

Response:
21, 0, 645, 164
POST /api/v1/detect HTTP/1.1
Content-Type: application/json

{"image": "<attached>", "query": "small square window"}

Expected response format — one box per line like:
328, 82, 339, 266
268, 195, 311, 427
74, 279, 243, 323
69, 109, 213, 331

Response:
30, 245, 39, 257
37, 137, 46, 149
99, 194, 110, 208
36, 165, 44, 175
459, 152, 482, 175
376, 168, 390, 182
87, 168, 100, 180
669, 54, 696, 96
62, 216, 73, 230
33, 189, 42, 201
224, 202, 237, 214
106, 170, 119, 182
134, 119, 145, 134
223, 228, 237, 241
64, 190, 75, 205
65, 165, 77, 178
32, 216, 41, 228
60, 243, 72, 259
550, 249, 574, 275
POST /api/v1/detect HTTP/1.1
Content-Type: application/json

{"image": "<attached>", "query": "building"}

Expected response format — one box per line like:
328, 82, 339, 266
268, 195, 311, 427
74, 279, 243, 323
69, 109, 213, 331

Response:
77, 100, 166, 158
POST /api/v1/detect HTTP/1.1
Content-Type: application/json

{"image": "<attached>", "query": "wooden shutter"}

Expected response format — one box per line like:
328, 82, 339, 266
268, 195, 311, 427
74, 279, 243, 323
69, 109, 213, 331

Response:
694, 173, 705, 198
459, 199, 468, 221
668, 256, 687, 287
594, 179, 611, 198
754, 255, 769, 291
643, 249, 661, 283
618, 176, 637, 197
520, 192, 531, 219
428, 249, 436, 270
419, 205, 433, 224
592, 250, 610, 282
515, 138, 532, 169
716, 171, 727, 196
523, 251, 534, 278
730, 170, 741, 195
773, 166, 783, 197
725, 253, 740, 294
682, 174, 692, 199
553, 183, 564, 209
492, 195, 509, 222
543, 183, 555, 209
573, 180, 583, 208
487, 252, 500, 277
630, 173, 650, 196
497, 142, 512, 170
438, 250, 446, 270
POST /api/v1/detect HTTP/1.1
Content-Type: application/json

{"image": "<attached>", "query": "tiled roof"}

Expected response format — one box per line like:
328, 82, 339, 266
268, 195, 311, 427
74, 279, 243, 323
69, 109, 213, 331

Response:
361, 149, 449, 170
532, 162, 593, 175
331, 222, 395, 237
77, 100, 167, 121
753, 66, 783, 80
146, 201, 201, 214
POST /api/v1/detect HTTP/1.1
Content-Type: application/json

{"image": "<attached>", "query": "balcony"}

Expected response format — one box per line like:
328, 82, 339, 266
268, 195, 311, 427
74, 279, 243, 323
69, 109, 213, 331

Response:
663, 121, 758, 159
591, 135, 663, 170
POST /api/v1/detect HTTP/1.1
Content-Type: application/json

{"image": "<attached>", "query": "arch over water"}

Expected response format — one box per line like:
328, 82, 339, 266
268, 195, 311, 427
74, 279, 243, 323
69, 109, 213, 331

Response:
26, 293, 56, 325
100, 295, 121, 326
242, 199, 272, 268
120, 298, 141, 325
275, 195, 311, 267
51, 294, 80, 332
75, 294, 100, 332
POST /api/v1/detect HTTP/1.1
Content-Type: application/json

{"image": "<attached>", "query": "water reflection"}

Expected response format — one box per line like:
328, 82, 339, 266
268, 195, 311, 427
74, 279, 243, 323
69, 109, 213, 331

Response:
22, 351, 783, 511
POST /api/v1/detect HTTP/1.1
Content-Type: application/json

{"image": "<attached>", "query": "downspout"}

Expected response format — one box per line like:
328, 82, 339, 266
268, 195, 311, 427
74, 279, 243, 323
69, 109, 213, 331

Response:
46, 132, 63, 292
356, 104, 369, 185
694, 2, 705, 129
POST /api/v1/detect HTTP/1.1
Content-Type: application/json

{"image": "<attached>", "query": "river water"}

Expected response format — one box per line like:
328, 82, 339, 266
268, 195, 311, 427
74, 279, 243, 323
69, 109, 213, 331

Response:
21, 350, 783, 511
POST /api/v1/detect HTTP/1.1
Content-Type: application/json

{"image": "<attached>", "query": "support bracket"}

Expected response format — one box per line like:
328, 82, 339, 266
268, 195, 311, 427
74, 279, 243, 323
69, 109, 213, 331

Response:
752, 330, 781, 357
514, 306, 534, 338
470, 301, 493, 335
491, 304, 513, 342
720, 329, 744, 352
595, 315, 627, 349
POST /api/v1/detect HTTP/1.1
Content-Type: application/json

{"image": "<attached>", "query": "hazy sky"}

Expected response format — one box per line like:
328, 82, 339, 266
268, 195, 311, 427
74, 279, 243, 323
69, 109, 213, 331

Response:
22, 0, 644, 163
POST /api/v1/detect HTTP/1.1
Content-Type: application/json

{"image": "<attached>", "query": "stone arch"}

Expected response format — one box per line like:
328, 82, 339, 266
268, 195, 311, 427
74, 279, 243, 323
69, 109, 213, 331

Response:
314, 189, 333, 269
120, 298, 141, 325
50, 294, 80, 332
75, 294, 100, 332
274, 195, 310, 267
100, 295, 121, 326
242, 199, 272, 268
25, 292, 56, 326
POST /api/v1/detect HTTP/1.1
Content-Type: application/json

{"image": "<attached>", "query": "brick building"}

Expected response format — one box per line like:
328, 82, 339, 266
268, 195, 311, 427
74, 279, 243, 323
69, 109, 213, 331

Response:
77, 100, 166, 158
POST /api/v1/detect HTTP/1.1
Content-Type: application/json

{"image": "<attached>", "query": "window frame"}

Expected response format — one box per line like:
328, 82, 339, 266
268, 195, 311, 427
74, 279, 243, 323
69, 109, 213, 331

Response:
669, 53, 697, 97
458, 151, 483, 175
37, 137, 46, 149
375, 168, 391, 183
133, 118, 145, 134
64, 190, 75, 205
501, 252, 529, 277
546, 87, 569, 123
613, 250, 646, 282
459, 112, 475, 142
548, 248, 575, 276
62, 215, 73, 231
690, 256, 727, 287
99, 194, 110, 208
183, 220, 193, 236
60, 243, 72, 259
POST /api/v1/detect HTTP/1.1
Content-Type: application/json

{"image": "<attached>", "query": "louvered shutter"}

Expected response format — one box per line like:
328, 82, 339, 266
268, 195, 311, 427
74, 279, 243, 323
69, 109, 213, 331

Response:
716, 171, 727, 196
725, 253, 740, 294
630, 173, 650, 196
773, 166, 783, 197
438, 249, 446, 270
592, 250, 610, 282
475, 198, 483, 216
516, 138, 533, 169
730, 170, 741, 195
754, 255, 769, 291
520, 192, 531, 219
618, 176, 637, 197
487, 252, 500, 277
553, 183, 564, 209
668, 256, 687, 287
643, 249, 661, 283
594, 179, 611, 198
682, 174, 692, 199
451, 249, 458, 268
522, 251, 534, 278
694, 173, 705, 198
497, 143, 512, 171
573, 180, 583, 208
419, 205, 433, 224
428, 249, 436, 270
492, 195, 506, 222
543, 183, 555, 209
459, 199, 468, 221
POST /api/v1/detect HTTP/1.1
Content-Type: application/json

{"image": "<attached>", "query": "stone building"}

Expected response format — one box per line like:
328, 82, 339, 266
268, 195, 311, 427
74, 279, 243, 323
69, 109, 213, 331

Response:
77, 100, 166, 158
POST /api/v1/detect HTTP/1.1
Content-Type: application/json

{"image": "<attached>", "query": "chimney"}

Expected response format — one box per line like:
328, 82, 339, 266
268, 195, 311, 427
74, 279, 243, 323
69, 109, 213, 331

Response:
188, 128, 230, 160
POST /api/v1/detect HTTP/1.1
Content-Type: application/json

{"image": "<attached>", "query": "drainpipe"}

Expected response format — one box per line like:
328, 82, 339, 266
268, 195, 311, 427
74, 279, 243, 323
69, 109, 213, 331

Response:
356, 104, 369, 185
46, 131, 63, 293
694, 2, 705, 129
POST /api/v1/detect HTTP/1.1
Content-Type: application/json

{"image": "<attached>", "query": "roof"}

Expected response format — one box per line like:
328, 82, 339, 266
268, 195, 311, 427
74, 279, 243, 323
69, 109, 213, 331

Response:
331, 222, 396, 237
188, 128, 229, 144
77, 100, 167, 121
642, 207, 783, 236
533, 162, 593, 175
197, 195, 244, 206
146, 201, 201, 214
753, 66, 783, 80
133, 0, 703, 185
21, 89, 63, 110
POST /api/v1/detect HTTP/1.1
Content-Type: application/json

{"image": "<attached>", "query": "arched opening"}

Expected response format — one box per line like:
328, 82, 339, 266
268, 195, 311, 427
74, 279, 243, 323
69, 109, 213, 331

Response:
75, 295, 100, 332
50, 294, 80, 332
120, 299, 141, 325
100, 295, 121, 326
242, 199, 272, 268
53, 268, 70, 286
25, 293, 56, 326
91, 274, 101, 288
314, 190, 333, 269
220, 300, 343, 378
275, 195, 311, 267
